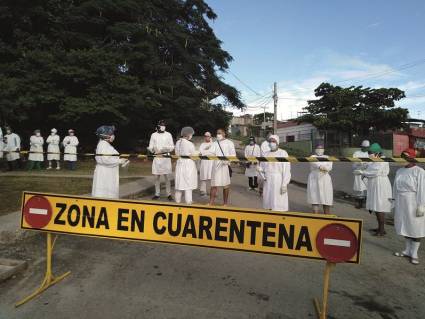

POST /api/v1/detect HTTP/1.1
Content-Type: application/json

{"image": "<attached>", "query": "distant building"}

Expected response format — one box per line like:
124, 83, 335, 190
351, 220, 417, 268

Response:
276, 120, 319, 143
230, 114, 254, 136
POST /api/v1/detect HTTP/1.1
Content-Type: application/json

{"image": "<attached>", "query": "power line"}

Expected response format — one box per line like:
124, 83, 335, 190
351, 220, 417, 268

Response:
228, 70, 263, 96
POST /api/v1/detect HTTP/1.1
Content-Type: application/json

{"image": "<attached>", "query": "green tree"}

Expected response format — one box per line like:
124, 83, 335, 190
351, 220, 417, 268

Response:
298, 83, 408, 137
0, 0, 244, 149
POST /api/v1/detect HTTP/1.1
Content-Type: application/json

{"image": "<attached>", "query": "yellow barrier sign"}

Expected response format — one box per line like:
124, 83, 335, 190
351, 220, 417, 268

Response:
21, 192, 362, 263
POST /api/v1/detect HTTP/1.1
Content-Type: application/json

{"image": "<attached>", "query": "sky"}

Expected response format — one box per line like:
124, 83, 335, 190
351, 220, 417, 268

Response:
206, 0, 425, 120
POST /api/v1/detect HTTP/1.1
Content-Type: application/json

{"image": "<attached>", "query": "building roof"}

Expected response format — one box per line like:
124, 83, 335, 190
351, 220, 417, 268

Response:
277, 120, 309, 129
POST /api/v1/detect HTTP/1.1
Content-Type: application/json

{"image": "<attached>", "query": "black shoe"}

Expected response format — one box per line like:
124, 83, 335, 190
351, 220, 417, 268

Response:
152, 195, 160, 200
167, 195, 173, 201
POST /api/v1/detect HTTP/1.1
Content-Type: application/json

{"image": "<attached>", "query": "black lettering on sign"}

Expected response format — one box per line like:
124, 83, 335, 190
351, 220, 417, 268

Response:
82, 206, 95, 228
278, 224, 294, 249
168, 213, 182, 236
153, 211, 166, 234
198, 216, 212, 240
229, 219, 244, 244
215, 218, 228, 242
246, 221, 261, 245
117, 208, 129, 231
54, 203, 67, 225
131, 210, 145, 233
68, 205, 80, 226
262, 222, 276, 247
96, 207, 109, 229
182, 215, 196, 238
296, 226, 312, 251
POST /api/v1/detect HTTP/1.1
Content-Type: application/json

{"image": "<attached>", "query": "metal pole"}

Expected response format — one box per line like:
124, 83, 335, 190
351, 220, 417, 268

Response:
273, 82, 278, 134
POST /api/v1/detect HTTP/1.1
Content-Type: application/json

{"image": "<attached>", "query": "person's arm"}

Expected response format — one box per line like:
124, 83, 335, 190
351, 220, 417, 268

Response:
16, 135, 21, 149
72, 137, 79, 147
95, 144, 120, 167
165, 133, 175, 152
416, 169, 425, 216
361, 163, 382, 178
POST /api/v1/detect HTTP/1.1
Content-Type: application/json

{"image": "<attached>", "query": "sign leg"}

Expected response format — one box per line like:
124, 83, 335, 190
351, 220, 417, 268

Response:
15, 233, 71, 307
313, 262, 335, 319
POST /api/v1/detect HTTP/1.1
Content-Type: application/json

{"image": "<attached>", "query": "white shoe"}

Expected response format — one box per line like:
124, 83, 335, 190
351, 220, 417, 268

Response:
56, 167, 61, 170
47, 167, 52, 170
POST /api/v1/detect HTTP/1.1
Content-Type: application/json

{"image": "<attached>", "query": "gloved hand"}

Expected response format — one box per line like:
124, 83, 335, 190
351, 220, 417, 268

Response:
353, 170, 363, 175
416, 205, 425, 217
319, 166, 329, 173
119, 158, 128, 165
121, 159, 130, 168
280, 184, 288, 194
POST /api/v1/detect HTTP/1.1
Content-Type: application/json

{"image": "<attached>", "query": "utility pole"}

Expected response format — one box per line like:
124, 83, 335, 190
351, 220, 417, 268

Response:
273, 82, 278, 134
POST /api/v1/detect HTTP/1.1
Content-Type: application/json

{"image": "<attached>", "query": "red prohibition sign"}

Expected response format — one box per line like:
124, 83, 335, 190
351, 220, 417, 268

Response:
23, 195, 53, 229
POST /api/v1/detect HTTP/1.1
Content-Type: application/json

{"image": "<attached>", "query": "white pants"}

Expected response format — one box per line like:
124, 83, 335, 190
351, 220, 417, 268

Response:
175, 190, 193, 204
155, 174, 171, 196
200, 180, 209, 193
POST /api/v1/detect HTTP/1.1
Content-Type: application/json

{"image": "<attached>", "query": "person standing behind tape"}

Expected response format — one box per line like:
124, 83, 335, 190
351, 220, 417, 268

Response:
355, 143, 392, 237
393, 148, 425, 265
258, 132, 272, 196
244, 136, 261, 191
208, 129, 236, 206
0, 127, 3, 164
260, 135, 291, 211
46, 128, 61, 170
148, 120, 174, 201
174, 127, 198, 204
92, 125, 129, 199
352, 140, 370, 208
28, 129, 44, 170
4, 127, 21, 171
307, 144, 333, 214
199, 132, 213, 197
63, 129, 79, 170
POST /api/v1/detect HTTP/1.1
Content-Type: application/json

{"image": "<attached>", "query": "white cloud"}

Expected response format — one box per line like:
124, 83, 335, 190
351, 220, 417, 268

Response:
366, 22, 381, 28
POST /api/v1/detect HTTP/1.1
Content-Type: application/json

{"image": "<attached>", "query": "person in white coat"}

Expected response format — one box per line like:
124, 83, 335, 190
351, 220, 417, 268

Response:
92, 125, 128, 199
260, 135, 291, 211
307, 144, 333, 214
393, 148, 425, 265
28, 129, 44, 170
0, 127, 3, 160
148, 120, 174, 201
199, 132, 213, 196
352, 140, 370, 208
63, 129, 79, 170
258, 133, 272, 196
174, 127, 198, 204
46, 128, 61, 170
244, 136, 261, 191
209, 129, 236, 206
4, 127, 21, 171
355, 143, 392, 236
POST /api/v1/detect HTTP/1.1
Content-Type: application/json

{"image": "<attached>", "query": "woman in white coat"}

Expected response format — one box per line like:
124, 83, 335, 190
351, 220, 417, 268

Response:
260, 135, 291, 211
63, 129, 79, 170
393, 148, 425, 265
199, 132, 213, 196
352, 140, 370, 208
355, 143, 392, 236
28, 129, 44, 170
209, 129, 236, 206
46, 128, 61, 170
4, 127, 21, 171
244, 136, 261, 191
174, 127, 198, 204
307, 144, 333, 214
92, 126, 128, 199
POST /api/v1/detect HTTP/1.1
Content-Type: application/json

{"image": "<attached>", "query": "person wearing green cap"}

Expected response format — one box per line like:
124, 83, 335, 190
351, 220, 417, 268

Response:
354, 142, 392, 236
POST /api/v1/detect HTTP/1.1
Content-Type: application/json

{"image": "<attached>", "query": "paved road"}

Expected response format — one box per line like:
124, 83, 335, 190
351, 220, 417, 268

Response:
1, 174, 424, 319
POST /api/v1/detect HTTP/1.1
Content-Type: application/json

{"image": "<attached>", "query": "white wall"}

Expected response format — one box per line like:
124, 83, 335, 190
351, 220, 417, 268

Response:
277, 123, 316, 142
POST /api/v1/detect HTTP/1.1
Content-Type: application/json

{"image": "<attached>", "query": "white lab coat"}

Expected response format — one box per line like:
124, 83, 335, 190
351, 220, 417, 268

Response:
307, 155, 333, 205
199, 141, 213, 180
4, 133, 20, 161
363, 162, 392, 213
92, 140, 120, 199
209, 139, 236, 187
46, 134, 60, 160
63, 135, 79, 161
394, 166, 425, 238
261, 149, 291, 211
28, 135, 44, 161
352, 150, 369, 194
244, 144, 261, 177
148, 131, 174, 175
0, 128, 3, 158
175, 139, 198, 190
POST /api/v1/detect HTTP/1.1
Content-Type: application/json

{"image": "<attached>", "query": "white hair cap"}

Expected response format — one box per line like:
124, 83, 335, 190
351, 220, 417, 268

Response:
269, 134, 279, 144
51, 128, 57, 133
361, 140, 370, 147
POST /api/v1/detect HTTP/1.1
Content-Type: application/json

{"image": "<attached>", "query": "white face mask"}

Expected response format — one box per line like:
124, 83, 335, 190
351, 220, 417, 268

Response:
109, 135, 115, 143
315, 148, 324, 156
159, 126, 166, 132
51, 132, 56, 135
216, 134, 224, 141
269, 142, 278, 151
6, 130, 11, 134
69, 132, 74, 136
36, 133, 41, 137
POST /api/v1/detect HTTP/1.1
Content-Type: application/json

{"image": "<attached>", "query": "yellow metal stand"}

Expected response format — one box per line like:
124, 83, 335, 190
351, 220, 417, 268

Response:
15, 232, 71, 307
313, 262, 335, 319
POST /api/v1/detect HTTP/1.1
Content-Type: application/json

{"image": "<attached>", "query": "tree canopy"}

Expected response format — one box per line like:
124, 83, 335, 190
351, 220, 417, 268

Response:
298, 83, 408, 136
0, 0, 243, 149
253, 112, 273, 125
